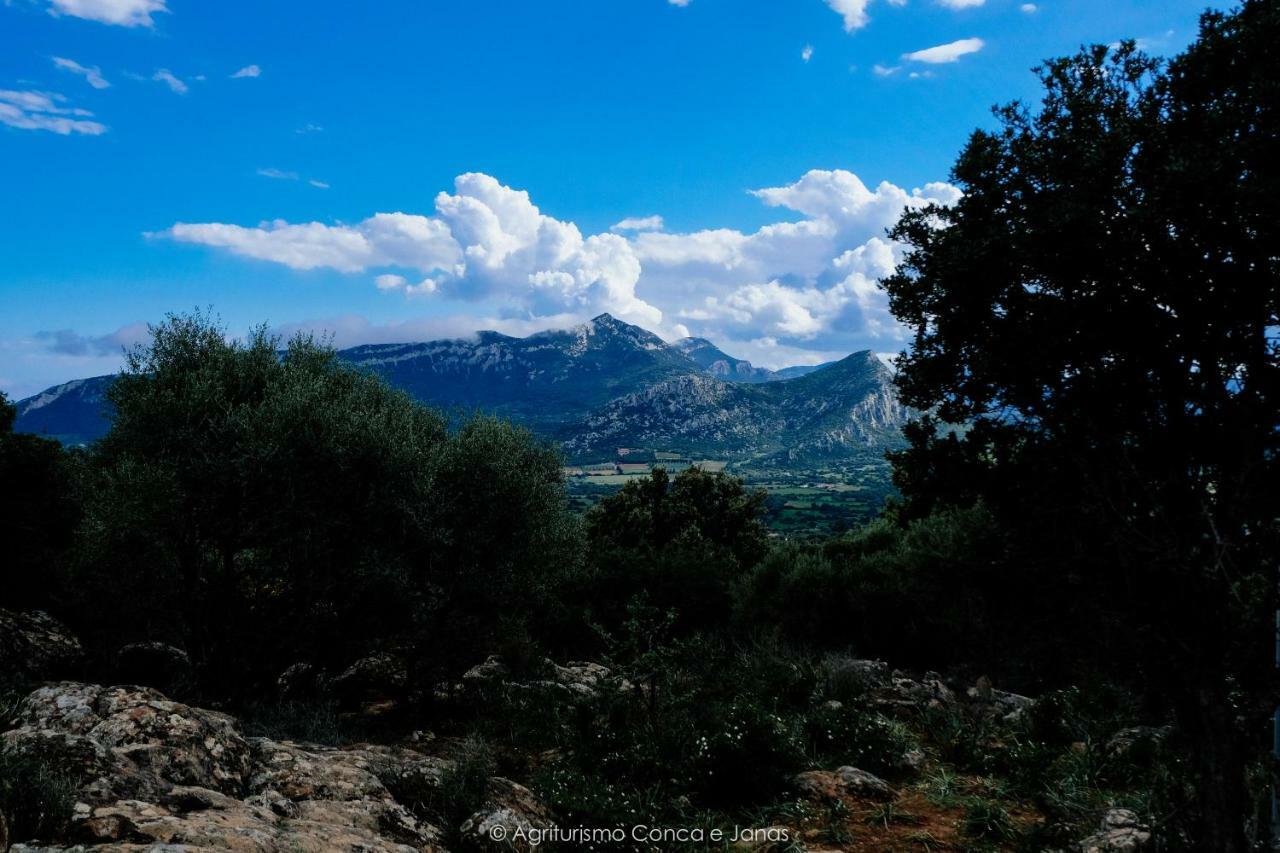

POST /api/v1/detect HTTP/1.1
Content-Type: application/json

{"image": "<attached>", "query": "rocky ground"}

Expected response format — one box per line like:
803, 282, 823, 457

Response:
1, 609, 1155, 852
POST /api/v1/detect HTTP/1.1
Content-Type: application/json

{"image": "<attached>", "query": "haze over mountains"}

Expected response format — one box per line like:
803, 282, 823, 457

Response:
14, 315, 909, 463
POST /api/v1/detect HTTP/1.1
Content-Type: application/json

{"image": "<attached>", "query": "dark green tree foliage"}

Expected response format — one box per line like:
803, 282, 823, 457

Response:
581, 467, 768, 636
732, 505, 1061, 681
0, 392, 79, 612
72, 313, 577, 695
881, 4, 1279, 848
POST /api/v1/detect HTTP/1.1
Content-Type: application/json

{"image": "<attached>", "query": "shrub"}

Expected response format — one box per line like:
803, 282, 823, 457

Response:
692, 700, 805, 808
802, 703, 918, 778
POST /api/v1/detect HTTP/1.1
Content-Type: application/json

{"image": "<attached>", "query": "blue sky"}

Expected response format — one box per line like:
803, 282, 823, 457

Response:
1, 0, 1217, 397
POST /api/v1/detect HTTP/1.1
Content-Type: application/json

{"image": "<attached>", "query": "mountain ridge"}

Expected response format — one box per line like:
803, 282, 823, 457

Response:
13, 315, 909, 463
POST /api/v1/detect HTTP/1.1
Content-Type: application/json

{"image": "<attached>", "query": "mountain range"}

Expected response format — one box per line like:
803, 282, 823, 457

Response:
13, 315, 909, 464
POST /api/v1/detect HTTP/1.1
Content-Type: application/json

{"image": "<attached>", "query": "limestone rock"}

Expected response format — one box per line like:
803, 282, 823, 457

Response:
791, 766, 892, 801
458, 777, 553, 852
328, 654, 408, 712
1, 683, 449, 851
0, 609, 83, 685
274, 664, 325, 703
446, 655, 616, 702
5, 683, 250, 801
1078, 808, 1151, 853
113, 644, 195, 701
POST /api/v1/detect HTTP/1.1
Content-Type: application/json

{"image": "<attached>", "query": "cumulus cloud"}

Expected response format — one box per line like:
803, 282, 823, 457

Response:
165, 173, 662, 326
152, 69, 188, 94
824, 0, 873, 31
1020, 3, 1037, 11
630, 170, 958, 352
0, 89, 106, 135
611, 216, 665, 233
903, 37, 985, 64
936, 0, 984, 8
163, 169, 960, 365
668, 0, 691, 5
230, 65, 261, 79
52, 57, 109, 89
45, 0, 167, 27
801, 45, 814, 62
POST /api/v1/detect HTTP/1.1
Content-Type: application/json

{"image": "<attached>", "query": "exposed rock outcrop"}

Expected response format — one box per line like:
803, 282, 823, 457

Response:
440, 655, 616, 702
0, 682, 453, 852
0, 609, 83, 685
457, 777, 553, 852
1078, 808, 1151, 853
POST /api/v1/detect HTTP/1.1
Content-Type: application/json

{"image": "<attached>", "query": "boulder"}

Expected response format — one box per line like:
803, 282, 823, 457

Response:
275, 664, 326, 703
113, 644, 195, 701
869, 672, 956, 718
1078, 809, 1151, 853
965, 677, 1034, 722
327, 654, 407, 712
1105, 726, 1171, 762
447, 655, 616, 702
791, 766, 892, 802
823, 657, 890, 699
458, 777, 553, 852
0, 610, 83, 685
4, 683, 250, 801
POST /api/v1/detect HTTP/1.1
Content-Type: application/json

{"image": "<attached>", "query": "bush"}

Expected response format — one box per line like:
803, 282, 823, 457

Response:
692, 700, 805, 808
802, 703, 918, 778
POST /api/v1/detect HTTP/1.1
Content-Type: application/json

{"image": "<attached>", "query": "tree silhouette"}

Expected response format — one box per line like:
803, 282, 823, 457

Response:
884, 3, 1279, 847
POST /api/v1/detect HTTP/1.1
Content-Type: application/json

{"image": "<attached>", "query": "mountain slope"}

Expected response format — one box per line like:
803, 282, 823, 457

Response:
673, 337, 777, 383
342, 314, 701, 431
561, 350, 909, 462
13, 375, 115, 445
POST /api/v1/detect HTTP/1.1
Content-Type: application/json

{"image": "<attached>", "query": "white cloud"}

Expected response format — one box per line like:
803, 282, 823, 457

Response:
45, 0, 167, 27
152, 69, 188, 94
936, 0, 984, 8
257, 167, 299, 181
1020, 2, 1037, 11
163, 169, 959, 363
231, 65, 261, 79
309, 179, 330, 189
903, 37, 984, 64
873, 64, 900, 77
0, 89, 106, 135
165, 173, 662, 326
824, 0, 873, 31
296, 123, 323, 134
632, 170, 958, 348
801, 44, 814, 62
668, 0, 691, 5
611, 216, 665, 233
52, 57, 109, 89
